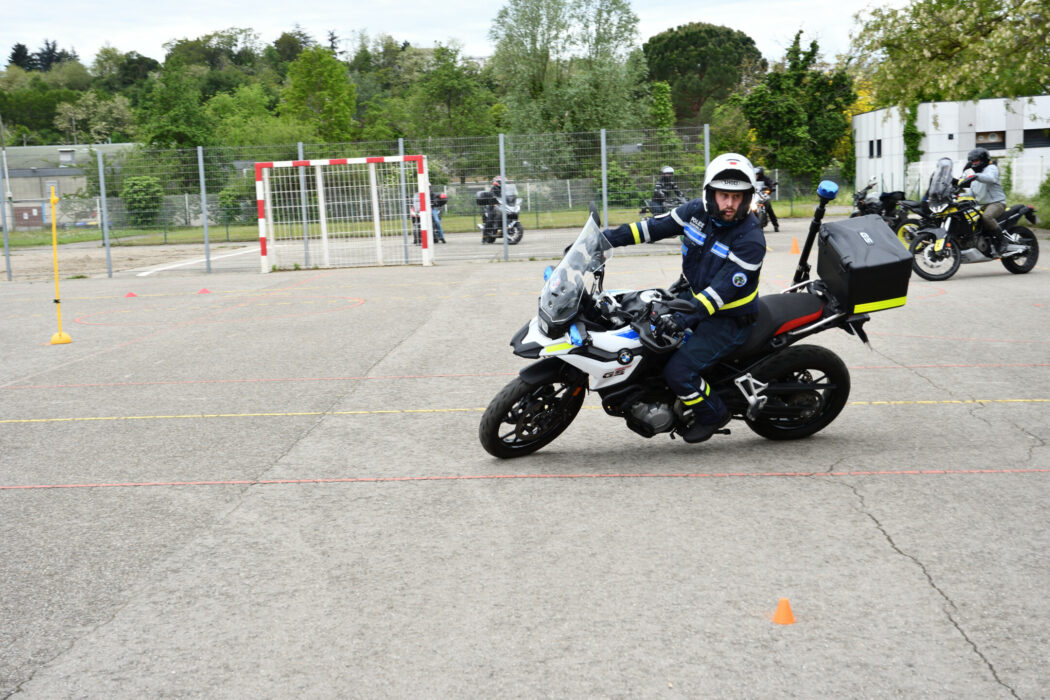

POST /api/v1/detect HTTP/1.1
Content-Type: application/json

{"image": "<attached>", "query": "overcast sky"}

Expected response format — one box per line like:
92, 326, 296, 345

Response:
3, 0, 905, 69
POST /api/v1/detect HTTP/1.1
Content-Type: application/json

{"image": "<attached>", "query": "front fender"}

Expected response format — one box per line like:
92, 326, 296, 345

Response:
519, 357, 585, 387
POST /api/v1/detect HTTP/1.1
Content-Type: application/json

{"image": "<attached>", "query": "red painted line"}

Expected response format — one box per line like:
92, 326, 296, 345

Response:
329, 158, 348, 166
3, 468, 1048, 491
2, 371, 518, 391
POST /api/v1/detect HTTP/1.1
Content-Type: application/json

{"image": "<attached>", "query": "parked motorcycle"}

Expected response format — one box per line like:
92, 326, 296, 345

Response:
477, 183, 524, 244
852, 176, 917, 247
478, 183, 913, 458
908, 160, 1039, 281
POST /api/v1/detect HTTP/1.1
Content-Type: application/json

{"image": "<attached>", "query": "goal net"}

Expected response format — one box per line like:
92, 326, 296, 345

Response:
255, 155, 433, 272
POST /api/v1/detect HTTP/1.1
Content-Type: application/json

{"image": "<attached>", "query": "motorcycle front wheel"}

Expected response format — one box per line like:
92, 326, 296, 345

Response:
757, 208, 769, 229
506, 221, 524, 245
1001, 226, 1039, 274
896, 218, 921, 249
479, 376, 586, 458
910, 232, 961, 281
744, 345, 850, 440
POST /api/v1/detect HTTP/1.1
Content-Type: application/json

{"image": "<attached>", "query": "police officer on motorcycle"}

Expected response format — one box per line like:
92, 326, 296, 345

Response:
653, 166, 683, 214
963, 147, 1007, 253
602, 153, 766, 443
754, 166, 780, 232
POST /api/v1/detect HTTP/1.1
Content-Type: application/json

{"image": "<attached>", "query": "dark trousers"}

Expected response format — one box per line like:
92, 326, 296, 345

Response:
663, 314, 754, 423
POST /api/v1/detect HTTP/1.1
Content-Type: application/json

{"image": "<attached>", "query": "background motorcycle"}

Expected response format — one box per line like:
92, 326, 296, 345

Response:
852, 176, 916, 247
909, 175, 1039, 281
477, 183, 524, 244
409, 191, 448, 245
750, 187, 773, 229
478, 184, 912, 458
640, 188, 688, 216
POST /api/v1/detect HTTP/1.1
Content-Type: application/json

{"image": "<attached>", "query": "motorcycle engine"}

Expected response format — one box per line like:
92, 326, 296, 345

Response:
627, 401, 675, 437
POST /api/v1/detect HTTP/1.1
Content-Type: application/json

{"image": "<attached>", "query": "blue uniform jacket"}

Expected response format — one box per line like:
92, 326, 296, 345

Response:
603, 199, 766, 321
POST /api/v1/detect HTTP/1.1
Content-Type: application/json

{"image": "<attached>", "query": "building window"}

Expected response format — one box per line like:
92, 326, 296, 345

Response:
1023, 128, 1050, 148
976, 131, 1005, 150
868, 140, 874, 158
876, 139, 883, 157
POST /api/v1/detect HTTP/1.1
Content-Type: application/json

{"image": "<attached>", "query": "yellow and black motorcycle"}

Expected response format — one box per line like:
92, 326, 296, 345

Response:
908, 161, 1039, 281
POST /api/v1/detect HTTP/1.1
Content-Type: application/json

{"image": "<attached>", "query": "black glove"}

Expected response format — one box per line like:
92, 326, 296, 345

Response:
658, 313, 683, 337
671, 310, 703, 330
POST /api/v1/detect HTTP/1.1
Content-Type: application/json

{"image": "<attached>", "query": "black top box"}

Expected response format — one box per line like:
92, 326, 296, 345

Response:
816, 214, 911, 315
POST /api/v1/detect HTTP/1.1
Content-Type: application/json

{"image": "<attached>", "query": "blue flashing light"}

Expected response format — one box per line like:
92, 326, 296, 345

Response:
817, 181, 839, 200
569, 324, 583, 346
543, 265, 554, 281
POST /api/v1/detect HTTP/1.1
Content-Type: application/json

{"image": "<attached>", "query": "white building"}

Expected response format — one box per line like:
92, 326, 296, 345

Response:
853, 94, 1050, 198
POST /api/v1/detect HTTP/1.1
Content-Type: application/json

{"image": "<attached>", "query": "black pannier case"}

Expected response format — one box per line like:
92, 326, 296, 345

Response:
816, 214, 911, 315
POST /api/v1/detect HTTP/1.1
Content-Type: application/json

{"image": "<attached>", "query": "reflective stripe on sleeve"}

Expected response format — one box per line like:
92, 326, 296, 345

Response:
728, 252, 762, 271
629, 222, 642, 244
721, 288, 759, 310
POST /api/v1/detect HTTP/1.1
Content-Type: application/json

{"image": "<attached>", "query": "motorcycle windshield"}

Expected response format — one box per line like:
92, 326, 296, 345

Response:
501, 183, 519, 205
539, 217, 613, 326
927, 158, 955, 206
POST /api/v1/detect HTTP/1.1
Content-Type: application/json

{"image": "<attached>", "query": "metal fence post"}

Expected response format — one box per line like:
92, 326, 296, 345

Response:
499, 133, 508, 260
298, 142, 310, 268
197, 146, 211, 273
398, 138, 410, 263
600, 129, 608, 227
97, 151, 112, 278
704, 124, 710, 169
1, 159, 9, 281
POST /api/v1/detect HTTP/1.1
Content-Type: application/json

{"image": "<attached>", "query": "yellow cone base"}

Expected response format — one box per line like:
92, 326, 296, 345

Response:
50, 332, 72, 345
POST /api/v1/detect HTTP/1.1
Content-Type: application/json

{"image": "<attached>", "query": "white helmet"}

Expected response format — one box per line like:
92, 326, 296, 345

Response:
661, 165, 674, 176
703, 153, 758, 223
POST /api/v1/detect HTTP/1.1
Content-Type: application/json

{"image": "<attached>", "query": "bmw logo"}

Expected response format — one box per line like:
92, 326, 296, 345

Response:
617, 349, 633, 365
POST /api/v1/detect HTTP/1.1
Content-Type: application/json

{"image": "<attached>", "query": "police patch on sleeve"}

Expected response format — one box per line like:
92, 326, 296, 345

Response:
732, 272, 748, 287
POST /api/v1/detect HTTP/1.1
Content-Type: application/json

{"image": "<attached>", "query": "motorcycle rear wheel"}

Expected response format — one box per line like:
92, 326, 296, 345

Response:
744, 345, 850, 440
479, 376, 586, 458
1001, 226, 1039, 274
910, 232, 961, 281
506, 221, 524, 245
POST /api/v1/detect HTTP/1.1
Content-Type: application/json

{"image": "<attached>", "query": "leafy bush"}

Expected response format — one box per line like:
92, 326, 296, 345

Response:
119, 176, 164, 227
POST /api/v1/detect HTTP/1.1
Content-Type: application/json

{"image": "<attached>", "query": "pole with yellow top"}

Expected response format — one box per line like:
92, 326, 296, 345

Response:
48, 186, 71, 345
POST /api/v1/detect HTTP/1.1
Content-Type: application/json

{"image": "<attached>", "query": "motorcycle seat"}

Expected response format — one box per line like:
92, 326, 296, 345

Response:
731, 293, 824, 358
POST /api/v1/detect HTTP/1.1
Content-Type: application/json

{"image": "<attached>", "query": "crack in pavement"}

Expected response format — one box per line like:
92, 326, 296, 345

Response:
842, 480, 1021, 699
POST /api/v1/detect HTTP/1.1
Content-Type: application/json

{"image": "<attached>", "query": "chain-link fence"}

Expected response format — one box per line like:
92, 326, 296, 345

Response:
2, 126, 851, 279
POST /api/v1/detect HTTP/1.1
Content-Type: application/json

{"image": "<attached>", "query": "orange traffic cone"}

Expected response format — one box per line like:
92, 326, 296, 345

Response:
789, 237, 800, 255
773, 597, 796, 625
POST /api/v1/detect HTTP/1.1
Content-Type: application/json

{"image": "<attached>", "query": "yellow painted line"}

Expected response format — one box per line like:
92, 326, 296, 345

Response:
1, 399, 1046, 424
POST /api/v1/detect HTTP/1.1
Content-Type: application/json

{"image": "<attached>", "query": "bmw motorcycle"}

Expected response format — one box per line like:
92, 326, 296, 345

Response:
477, 183, 524, 244
479, 182, 911, 458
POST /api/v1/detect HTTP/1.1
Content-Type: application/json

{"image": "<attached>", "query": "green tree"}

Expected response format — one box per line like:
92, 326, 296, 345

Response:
852, 0, 1050, 105
8, 43, 35, 70
643, 23, 766, 124
120, 176, 165, 227
206, 83, 317, 145
280, 45, 357, 142
137, 62, 215, 147
649, 81, 675, 129
54, 92, 135, 143
739, 32, 855, 185
406, 45, 494, 137
0, 78, 79, 143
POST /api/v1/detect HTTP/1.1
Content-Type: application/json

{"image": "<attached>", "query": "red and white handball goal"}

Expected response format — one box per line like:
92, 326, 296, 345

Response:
254, 154, 433, 272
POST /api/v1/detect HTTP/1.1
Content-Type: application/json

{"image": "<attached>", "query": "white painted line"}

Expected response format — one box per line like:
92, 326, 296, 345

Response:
136, 247, 258, 276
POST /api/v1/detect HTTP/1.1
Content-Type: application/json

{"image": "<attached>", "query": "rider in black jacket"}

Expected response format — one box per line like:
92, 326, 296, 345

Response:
754, 166, 780, 232
602, 153, 766, 443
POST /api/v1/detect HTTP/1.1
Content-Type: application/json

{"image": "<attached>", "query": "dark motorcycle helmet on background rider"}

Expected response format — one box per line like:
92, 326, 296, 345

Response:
491, 175, 503, 197
703, 153, 758, 225
967, 147, 991, 173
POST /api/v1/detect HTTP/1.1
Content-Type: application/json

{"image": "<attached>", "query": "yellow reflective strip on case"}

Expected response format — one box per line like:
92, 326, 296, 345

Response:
629, 222, 642, 244
721, 288, 759, 310
543, 342, 575, 354
854, 297, 907, 314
